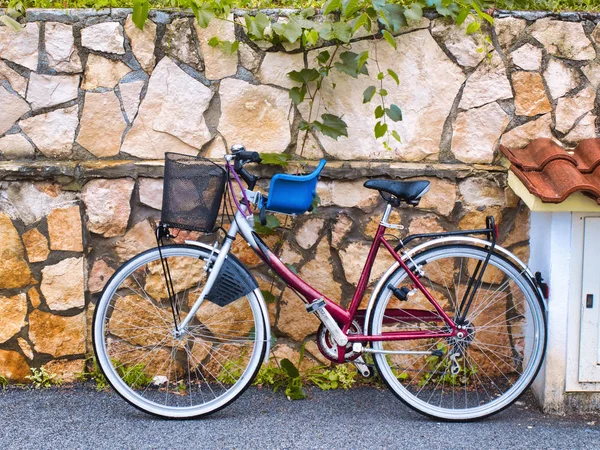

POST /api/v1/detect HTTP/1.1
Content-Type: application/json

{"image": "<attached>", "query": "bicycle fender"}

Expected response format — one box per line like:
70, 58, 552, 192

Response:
185, 240, 271, 363
362, 236, 545, 334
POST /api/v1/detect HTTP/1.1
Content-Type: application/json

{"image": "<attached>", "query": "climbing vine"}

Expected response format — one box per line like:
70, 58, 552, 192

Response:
1, 0, 493, 153
163, 0, 493, 153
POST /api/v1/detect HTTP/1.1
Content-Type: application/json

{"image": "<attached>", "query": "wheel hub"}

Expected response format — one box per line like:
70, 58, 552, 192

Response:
450, 320, 475, 346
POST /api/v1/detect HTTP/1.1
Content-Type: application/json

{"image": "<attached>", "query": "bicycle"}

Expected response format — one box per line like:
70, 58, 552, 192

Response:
93, 147, 547, 421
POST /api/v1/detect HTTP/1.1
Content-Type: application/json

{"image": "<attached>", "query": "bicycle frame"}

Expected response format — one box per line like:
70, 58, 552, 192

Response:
177, 157, 496, 363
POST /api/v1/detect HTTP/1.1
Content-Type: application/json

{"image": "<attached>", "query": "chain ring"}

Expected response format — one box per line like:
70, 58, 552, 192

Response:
316, 320, 363, 362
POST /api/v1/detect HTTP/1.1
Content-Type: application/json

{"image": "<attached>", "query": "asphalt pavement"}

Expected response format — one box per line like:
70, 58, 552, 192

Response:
0, 385, 598, 449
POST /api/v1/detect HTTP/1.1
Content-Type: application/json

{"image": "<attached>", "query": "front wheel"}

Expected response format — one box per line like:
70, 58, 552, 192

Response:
93, 245, 267, 419
368, 244, 546, 421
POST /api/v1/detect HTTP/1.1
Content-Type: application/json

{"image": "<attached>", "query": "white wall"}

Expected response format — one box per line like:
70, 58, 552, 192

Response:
529, 212, 573, 412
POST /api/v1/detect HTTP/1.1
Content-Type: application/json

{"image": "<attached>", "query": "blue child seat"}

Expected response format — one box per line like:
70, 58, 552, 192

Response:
265, 159, 326, 215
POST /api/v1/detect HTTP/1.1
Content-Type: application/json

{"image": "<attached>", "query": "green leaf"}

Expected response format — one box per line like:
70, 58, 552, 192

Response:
317, 23, 334, 41
479, 12, 494, 25
289, 85, 307, 105
357, 50, 369, 70
253, 216, 279, 235
301, 7, 316, 18
261, 290, 277, 304
191, 1, 215, 28
374, 121, 388, 139
380, 3, 407, 32
299, 120, 311, 131
391, 130, 402, 143
377, 71, 384, 80
342, 0, 360, 18
208, 36, 220, 47
456, 8, 470, 26
220, 40, 239, 55
313, 114, 348, 140
404, 3, 423, 22
280, 359, 300, 378
374, 105, 385, 119
322, 0, 342, 15
363, 86, 376, 103
317, 50, 331, 65
334, 51, 369, 78
352, 13, 371, 34
0, 15, 22, 32
332, 21, 352, 43
259, 153, 292, 167
304, 29, 320, 47
132, 0, 149, 30
272, 19, 303, 44
381, 29, 396, 50
466, 21, 481, 35
385, 104, 403, 122
246, 12, 271, 40
379, 88, 388, 97
387, 68, 399, 85
288, 68, 320, 85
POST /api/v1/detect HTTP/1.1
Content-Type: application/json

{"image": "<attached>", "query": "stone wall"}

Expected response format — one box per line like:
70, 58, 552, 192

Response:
0, 8, 598, 381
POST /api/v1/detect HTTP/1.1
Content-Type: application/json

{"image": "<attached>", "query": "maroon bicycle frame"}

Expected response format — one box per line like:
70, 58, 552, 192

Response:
253, 223, 458, 357
226, 158, 458, 363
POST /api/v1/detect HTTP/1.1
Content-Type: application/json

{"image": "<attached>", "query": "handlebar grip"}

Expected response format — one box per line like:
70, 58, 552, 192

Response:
236, 151, 261, 163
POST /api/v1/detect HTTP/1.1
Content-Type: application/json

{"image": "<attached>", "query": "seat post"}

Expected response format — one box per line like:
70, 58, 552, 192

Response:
381, 203, 393, 224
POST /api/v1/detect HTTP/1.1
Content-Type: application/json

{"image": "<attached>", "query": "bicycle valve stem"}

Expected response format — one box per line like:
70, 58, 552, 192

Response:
306, 298, 348, 346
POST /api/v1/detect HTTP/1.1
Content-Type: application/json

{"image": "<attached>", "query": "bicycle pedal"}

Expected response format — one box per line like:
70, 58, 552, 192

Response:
431, 349, 444, 357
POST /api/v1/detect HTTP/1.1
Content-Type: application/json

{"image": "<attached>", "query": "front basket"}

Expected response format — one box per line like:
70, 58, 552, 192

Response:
160, 153, 226, 233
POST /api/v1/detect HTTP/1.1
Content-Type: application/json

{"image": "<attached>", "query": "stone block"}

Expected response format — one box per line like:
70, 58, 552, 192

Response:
26, 73, 79, 110
45, 22, 82, 73
41, 257, 85, 311
47, 206, 83, 252
452, 103, 510, 164
77, 91, 126, 158
20, 106, 79, 158
121, 57, 212, 158
0, 22, 39, 70
82, 54, 132, 90
0, 213, 33, 289
219, 78, 292, 154
0, 86, 29, 136
29, 310, 86, 357
22, 227, 49, 263
194, 15, 238, 80
0, 293, 27, 344
124, 14, 156, 73
81, 22, 125, 54
82, 178, 134, 238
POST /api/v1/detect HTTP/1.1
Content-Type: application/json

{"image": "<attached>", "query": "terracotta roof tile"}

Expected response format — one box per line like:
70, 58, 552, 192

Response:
501, 138, 576, 171
499, 138, 600, 204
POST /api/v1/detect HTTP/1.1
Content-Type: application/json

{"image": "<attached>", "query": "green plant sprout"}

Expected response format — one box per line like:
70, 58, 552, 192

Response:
25, 367, 63, 389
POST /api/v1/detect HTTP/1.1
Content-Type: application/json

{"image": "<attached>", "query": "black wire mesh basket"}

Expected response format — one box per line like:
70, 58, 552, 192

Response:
160, 153, 227, 233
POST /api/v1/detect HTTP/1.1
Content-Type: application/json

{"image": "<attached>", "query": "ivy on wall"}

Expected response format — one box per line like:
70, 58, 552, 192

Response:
1, 0, 493, 155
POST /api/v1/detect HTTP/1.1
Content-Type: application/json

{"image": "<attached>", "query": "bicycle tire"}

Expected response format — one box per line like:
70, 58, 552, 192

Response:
93, 244, 267, 419
368, 244, 547, 421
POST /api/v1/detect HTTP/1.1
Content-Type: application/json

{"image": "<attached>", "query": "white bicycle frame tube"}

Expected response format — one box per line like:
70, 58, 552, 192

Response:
177, 204, 271, 359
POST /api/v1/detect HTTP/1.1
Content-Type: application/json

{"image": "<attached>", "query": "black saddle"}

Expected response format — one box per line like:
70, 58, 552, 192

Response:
364, 179, 430, 205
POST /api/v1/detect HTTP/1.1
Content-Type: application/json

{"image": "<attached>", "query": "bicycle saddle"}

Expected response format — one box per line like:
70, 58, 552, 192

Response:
363, 179, 430, 205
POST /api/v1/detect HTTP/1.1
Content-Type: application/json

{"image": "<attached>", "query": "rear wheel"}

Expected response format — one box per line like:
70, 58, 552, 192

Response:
93, 245, 266, 419
369, 244, 546, 421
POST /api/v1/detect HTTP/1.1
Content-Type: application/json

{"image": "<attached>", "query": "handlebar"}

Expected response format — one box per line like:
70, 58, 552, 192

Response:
231, 146, 261, 190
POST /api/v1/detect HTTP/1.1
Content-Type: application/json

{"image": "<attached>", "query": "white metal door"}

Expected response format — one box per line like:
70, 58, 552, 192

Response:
579, 217, 600, 382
